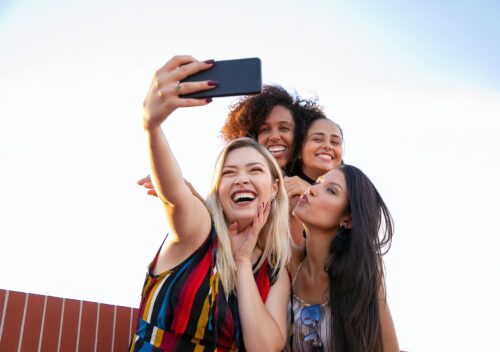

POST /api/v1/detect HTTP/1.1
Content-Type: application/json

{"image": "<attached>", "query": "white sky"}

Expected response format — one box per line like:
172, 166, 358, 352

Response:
1, 1, 499, 350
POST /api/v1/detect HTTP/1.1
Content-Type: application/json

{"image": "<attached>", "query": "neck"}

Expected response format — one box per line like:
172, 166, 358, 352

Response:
303, 226, 334, 274
300, 166, 321, 184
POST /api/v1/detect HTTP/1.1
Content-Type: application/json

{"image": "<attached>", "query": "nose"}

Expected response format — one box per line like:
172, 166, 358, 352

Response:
234, 177, 250, 186
269, 128, 281, 141
307, 185, 318, 196
322, 142, 333, 150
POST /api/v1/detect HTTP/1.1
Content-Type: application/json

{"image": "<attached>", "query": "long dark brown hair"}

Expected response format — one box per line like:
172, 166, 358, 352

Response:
326, 164, 393, 352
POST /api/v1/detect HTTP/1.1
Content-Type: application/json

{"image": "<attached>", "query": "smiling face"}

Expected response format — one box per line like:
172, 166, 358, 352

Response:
257, 105, 295, 169
293, 168, 350, 232
301, 119, 343, 181
218, 146, 278, 228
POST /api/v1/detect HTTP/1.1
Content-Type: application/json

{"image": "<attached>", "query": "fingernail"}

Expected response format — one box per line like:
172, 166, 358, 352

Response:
208, 80, 218, 86
204, 59, 215, 64
206, 98, 212, 103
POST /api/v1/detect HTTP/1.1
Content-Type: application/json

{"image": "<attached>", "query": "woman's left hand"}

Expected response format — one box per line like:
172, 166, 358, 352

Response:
229, 201, 271, 264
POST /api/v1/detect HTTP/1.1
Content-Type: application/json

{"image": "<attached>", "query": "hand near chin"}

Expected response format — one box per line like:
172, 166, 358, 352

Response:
229, 201, 271, 264
284, 176, 310, 199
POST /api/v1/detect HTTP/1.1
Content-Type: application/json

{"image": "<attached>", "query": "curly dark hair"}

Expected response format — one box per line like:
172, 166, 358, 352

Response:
220, 85, 297, 142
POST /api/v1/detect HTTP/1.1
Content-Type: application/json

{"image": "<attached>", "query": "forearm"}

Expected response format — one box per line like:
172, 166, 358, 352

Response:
236, 261, 286, 351
145, 125, 191, 205
290, 216, 305, 250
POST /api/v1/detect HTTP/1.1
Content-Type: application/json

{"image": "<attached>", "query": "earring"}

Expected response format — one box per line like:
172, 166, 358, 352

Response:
332, 224, 350, 254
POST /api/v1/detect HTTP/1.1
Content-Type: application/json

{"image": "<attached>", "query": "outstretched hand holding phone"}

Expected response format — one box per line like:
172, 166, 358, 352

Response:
142, 56, 216, 130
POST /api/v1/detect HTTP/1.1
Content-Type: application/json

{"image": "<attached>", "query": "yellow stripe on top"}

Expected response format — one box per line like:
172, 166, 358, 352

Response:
142, 272, 171, 321
152, 326, 164, 347
192, 267, 220, 346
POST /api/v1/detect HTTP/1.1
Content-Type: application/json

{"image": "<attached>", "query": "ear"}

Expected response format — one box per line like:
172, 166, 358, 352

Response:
271, 179, 279, 200
340, 215, 352, 229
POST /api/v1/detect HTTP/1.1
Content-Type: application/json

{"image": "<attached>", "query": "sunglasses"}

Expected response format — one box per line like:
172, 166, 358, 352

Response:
300, 304, 324, 352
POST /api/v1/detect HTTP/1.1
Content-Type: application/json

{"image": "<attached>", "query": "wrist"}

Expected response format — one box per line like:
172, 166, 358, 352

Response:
143, 117, 160, 132
235, 259, 253, 271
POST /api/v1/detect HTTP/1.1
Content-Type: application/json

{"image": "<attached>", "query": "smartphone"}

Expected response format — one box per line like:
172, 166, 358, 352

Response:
180, 58, 262, 99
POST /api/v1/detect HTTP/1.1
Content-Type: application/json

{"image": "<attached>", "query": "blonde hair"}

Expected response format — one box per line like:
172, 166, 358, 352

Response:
205, 138, 291, 295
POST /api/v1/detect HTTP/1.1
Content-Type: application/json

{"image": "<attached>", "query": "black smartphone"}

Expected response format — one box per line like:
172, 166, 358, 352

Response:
180, 58, 262, 99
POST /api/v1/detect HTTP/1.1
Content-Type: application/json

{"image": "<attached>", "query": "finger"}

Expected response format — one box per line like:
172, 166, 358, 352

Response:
147, 190, 158, 197
175, 96, 213, 108
141, 181, 154, 189
177, 80, 217, 97
253, 202, 266, 231
161, 55, 198, 72
137, 175, 151, 185
171, 59, 215, 82
287, 187, 300, 197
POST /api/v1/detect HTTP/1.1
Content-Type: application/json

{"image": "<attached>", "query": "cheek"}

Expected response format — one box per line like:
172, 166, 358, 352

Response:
218, 181, 230, 200
334, 145, 343, 158
302, 143, 314, 160
257, 133, 266, 144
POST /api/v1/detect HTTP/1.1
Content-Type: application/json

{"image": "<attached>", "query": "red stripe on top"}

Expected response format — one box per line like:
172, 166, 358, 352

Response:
256, 261, 271, 303
216, 297, 234, 350
170, 243, 214, 333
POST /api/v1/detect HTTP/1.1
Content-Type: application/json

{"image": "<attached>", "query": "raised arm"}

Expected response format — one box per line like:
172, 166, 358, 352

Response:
142, 55, 215, 244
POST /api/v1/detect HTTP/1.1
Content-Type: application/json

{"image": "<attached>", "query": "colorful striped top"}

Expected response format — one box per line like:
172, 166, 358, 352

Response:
129, 225, 277, 351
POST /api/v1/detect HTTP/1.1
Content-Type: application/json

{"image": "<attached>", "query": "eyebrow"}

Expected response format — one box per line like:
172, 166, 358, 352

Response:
319, 179, 344, 191
223, 162, 266, 169
310, 132, 342, 139
261, 121, 293, 127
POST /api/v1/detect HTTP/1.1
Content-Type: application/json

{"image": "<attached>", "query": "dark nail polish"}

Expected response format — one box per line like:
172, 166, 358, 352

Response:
208, 80, 218, 86
204, 59, 215, 64
206, 98, 213, 103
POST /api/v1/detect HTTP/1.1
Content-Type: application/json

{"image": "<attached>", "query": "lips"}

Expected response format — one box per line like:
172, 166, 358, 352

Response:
316, 153, 333, 161
232, 191, 257, 204
267, 145, 286, 154
298, 193, 309, 205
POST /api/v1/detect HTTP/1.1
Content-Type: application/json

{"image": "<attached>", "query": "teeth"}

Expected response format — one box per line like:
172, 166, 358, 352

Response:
233, 192, 256, 202
268, 146, 286, 153
317, 153, 333, 161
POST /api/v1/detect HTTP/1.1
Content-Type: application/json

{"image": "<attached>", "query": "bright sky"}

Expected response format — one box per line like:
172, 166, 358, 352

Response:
1, 0, 499, 350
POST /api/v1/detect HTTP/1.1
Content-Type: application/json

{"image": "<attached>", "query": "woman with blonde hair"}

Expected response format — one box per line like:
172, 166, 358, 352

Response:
129, 56, 291, 351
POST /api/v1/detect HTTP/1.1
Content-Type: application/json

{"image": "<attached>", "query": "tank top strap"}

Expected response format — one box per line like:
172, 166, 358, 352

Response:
148, 222, 217, 274
148, 234, 168, 274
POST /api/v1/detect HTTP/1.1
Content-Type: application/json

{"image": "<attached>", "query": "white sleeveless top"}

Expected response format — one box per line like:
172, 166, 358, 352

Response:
285, 262, 332, 352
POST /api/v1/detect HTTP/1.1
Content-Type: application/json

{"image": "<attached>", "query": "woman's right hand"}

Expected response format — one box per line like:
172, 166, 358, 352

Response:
142, 55, 216, 130
284, 176, 311, 213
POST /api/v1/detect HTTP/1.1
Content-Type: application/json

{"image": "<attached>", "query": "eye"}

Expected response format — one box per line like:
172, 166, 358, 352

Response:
222, 170, 234, 176
327, 187, 336, 194
279, 127, 290, 132
259, 126, 270, 133
312, 137, 323, 143
250, 167, 264, 173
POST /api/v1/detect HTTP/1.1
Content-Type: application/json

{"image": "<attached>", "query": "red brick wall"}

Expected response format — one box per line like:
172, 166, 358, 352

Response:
0, 289, 138, 352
